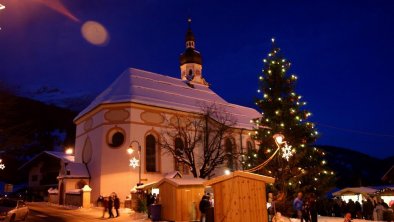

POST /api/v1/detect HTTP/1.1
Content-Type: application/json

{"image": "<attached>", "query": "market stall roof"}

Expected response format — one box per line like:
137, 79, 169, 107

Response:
156, 178, 206, 187
374, 187, 394, 195
204, 170, 275, 186
135, 181, 158, 190
332, 187, 377, 196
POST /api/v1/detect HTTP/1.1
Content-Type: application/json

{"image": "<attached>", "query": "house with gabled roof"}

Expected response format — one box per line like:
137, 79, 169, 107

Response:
19, 151, 89, 202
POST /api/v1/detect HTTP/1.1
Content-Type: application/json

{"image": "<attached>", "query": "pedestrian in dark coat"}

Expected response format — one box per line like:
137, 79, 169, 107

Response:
114, 195, 120, 217
97, 195, 104, 207
102, 197, 108, 218
147, 192, 156, 219
108, 196, 115, 218
199, 195, 211, 222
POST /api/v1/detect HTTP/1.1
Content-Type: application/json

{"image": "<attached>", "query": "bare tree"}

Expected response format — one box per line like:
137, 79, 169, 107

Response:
160, 103, 238, 179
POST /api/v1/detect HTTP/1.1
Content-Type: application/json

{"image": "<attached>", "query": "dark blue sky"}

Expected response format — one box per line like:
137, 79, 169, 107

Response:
1, 0, 394, 158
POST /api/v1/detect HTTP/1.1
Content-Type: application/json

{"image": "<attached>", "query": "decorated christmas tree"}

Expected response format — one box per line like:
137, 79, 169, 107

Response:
244, 39, 334, 199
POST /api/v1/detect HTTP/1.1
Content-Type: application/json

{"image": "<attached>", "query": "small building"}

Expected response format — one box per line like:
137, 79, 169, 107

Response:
204, 171, 275, 222
156, 177, 206, 221
332, 187, 378, 203
19, 151, 89, 203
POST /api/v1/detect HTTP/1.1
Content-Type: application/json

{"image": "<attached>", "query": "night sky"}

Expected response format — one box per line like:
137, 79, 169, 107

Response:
1, 0, 394, 158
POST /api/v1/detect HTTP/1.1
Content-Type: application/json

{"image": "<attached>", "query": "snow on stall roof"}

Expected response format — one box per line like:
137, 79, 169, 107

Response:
157, 177, 206, 187
75, 68, 262, 130
332, 187, 378, 196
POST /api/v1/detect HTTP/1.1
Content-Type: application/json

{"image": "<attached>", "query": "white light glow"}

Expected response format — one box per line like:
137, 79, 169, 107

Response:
127, 148, 134, 155
281, 144, 293, 161
129, 157, 139, 169
65, 148, 73, 155
224, 169, 231, 175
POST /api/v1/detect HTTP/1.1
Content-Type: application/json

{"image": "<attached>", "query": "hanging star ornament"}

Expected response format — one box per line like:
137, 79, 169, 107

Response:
0, 164, 5, 170
281, 144, 293, 161
129, 157, 139, 169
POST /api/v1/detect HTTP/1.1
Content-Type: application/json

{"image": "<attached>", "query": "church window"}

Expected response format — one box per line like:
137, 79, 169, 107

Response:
146, 134, 157, 172
225, 138, 235, 170
174, 138, 189, 174
107, 128, 125, 148
247, 141, 254, 152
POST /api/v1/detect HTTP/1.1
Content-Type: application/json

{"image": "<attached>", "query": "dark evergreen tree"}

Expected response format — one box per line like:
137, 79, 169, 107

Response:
244, 39, 334, 199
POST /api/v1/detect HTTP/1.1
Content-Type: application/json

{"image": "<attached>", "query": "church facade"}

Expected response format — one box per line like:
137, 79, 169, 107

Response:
71, 21, 262, 202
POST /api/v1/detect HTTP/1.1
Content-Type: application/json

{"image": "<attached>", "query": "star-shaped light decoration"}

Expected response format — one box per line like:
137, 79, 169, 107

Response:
129, 157, 139, 169
281, 144, 293, 161
0, 164, 5, 170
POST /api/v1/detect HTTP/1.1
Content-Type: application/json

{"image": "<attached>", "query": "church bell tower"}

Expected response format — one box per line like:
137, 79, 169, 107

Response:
179, 19, 208, 86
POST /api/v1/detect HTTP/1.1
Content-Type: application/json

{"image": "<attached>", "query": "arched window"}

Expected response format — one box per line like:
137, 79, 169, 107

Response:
225, 138, 235, 170
247, 141, 254, 153
174, 138, 189, 174
175, 138, 184, 157
146, 134, 157, 172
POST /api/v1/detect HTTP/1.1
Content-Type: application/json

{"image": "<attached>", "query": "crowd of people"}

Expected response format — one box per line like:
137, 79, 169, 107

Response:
314, 196, 393, 221
268, 191, 394, 222
96, 193, 121, 219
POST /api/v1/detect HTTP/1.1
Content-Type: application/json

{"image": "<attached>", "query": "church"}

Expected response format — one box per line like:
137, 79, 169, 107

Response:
68, 20, 262, 202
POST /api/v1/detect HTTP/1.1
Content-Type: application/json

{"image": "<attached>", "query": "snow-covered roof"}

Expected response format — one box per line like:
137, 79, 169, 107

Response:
60, 162, 90, 179
157, 178, 206, 187
75, 68, 261, 130
18, 151, 74, 170
332, 187, 378, 196
45, 151, 74, 162
164, 171, 183, 179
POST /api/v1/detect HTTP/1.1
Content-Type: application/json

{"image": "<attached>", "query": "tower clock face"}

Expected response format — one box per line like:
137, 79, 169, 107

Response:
186, 70, 194, 81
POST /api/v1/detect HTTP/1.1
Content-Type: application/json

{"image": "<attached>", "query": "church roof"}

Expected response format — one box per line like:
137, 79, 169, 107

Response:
75, 68, 262, 130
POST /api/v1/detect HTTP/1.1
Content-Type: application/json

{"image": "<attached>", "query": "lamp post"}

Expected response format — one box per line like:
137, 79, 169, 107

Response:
128, 140, 142, 186
245, 133, 291, 173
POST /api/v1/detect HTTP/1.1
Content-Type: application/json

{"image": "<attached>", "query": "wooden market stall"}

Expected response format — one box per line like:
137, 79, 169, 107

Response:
204, 171, 275, 222
157, 177, 206, 222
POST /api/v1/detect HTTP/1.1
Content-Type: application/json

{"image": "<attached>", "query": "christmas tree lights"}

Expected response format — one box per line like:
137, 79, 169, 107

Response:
243, 38, 334, 198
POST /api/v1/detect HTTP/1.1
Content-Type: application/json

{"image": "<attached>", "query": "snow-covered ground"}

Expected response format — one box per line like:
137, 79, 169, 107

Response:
288, 216, 377, 222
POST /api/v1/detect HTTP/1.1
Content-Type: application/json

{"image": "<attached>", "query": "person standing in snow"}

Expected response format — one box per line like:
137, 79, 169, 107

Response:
199, 194, 211, 222
101, 196, 109, 218
293, 192, 303, 220
113, 194, 120, 217
108, 195, 115, 218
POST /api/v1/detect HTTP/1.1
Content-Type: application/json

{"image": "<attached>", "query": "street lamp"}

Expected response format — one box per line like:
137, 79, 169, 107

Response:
128, 140, 142, 186
244, 133, 292, 173
0, 4, 5, 10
